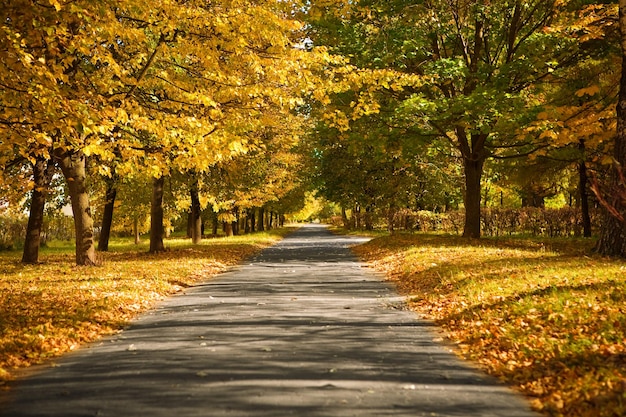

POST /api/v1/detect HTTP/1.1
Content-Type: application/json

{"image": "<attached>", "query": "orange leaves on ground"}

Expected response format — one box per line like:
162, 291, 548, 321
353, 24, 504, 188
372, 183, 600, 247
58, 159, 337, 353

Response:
353, 233, 626, 417
0, 231, 288, 384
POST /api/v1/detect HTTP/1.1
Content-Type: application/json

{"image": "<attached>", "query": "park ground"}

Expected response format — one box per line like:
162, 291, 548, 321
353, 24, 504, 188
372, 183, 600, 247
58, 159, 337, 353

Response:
1, 227, 625, 416
351, 232, 626, 417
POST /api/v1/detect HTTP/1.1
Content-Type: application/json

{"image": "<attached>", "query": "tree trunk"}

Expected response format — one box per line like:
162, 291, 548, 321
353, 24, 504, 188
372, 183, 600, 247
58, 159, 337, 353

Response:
97, 178, 117, 252
232, 208, 240, 236
149, 176, 166, 253
258, 207, 265, 231
133, 218, 140, 245
22, 157, 54, 264
341, 207, 350, 229
250, 209, 256, 233
596, 1, 626, 257
56, 150, 97, 266
462, 155, 485, 238
212, 216, 219, 236
578, 140, 592, 238
244, 210, 251, 234
224, 221, 234, 237
190, 182, 202, 244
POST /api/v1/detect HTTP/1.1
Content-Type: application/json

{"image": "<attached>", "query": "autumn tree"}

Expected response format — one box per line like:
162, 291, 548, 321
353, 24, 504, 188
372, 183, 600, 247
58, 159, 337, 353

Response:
2, 0, 322, 261
0, 0, 136, 264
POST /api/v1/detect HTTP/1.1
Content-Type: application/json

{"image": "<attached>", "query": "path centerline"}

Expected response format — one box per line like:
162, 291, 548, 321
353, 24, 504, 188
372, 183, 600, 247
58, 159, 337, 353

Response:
1, 224, 538, 417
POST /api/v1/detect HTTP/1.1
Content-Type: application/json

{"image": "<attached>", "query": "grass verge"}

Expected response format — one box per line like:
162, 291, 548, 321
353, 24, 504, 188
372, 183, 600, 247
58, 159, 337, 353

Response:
0, 228, 293, 385
352, 232, 626, 417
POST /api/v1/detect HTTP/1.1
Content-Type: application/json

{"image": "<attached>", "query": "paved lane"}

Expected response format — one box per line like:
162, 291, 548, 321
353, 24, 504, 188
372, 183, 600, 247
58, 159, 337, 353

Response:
1, 225, 538, 417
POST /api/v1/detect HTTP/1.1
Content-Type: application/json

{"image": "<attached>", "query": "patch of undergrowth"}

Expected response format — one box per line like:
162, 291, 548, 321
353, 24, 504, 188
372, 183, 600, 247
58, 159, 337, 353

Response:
0, 229, 291, 384
353, 233, 626, 417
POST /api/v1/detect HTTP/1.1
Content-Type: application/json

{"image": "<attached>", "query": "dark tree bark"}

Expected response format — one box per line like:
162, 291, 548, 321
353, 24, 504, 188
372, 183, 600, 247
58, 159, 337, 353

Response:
595, 1, 626, 257
56, 149, 97, 266
149, 176, 166, 253
244, 209, 251, 234
97, 177, 117, 252
578, 140, 592, 238
22, 157, 55, 264
258, 207, 265, 231
232, 208, 240, 236
190, 181, 202, 244
250, 209, 256, 233
462, 154, 485, 238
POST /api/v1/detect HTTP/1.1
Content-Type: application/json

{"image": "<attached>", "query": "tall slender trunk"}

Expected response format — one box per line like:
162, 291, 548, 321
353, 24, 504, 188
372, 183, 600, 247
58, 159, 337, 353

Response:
244, 209, 251, 234
190, 181, 202, 244
97, 177, 117, 251
578, 140, 592, 238
212, 216, 218, 235
258, 207, 265, 231
22, 157, 54, 264
250, 209, 256, 232
56, 150, 97, 266
133, 217, 140, 245
149, 176, 166, 253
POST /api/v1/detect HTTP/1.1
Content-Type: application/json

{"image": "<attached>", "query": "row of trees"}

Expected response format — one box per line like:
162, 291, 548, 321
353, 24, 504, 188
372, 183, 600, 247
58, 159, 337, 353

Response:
0, 0, 327, 264
306, 0, 626, 257
2, 0, 626, 262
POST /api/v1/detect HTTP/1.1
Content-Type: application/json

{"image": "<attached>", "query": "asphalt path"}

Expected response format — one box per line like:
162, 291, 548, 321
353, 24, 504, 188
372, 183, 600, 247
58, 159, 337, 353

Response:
1, 224, 539, 417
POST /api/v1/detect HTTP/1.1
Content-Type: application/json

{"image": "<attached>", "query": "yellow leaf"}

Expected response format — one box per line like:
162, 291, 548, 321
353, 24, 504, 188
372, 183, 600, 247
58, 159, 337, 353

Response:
575, 85, 600, 97
539, 130, 558, 140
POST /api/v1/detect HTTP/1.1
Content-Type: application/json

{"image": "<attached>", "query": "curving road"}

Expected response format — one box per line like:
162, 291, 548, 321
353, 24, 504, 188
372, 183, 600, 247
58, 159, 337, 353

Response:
1, 224, 538, 417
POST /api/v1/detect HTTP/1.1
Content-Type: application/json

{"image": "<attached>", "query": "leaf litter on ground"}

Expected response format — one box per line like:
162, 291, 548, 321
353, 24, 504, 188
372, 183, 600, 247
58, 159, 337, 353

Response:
0, 229, 291, 385
352, 233, 626, 417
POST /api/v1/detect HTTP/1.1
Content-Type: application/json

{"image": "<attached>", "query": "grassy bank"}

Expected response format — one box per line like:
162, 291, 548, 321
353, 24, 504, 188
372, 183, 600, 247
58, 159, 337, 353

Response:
0, 229, 292, 385
353, 233, 626, 417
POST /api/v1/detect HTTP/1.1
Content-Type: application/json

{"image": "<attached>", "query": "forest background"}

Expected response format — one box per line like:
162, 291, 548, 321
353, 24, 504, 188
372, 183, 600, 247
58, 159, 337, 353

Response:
1, 1, 626, 416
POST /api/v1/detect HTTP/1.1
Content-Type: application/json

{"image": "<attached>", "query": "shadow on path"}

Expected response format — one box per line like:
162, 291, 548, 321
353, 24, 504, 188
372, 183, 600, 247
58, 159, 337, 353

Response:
1, 225, 539, 417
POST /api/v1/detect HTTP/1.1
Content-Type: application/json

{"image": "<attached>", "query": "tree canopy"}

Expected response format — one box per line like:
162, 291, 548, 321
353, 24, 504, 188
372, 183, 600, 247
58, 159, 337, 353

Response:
2, 0, 626, 260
